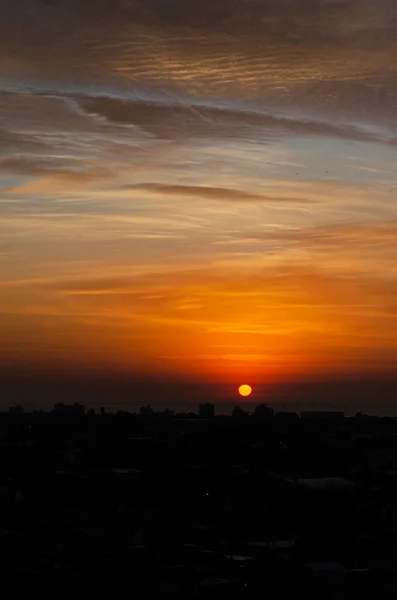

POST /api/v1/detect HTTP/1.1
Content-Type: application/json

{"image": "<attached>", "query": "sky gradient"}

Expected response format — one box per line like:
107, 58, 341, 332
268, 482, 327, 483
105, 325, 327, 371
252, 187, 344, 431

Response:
1, 1, 397, 402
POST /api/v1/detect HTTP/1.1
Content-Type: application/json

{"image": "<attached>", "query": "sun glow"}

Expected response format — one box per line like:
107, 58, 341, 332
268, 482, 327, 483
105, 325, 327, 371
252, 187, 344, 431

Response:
238, 384, 252, 397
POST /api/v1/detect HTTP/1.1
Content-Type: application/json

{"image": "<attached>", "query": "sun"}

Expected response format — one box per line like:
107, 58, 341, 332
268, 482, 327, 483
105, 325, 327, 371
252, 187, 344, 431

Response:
238, 384, 252, 397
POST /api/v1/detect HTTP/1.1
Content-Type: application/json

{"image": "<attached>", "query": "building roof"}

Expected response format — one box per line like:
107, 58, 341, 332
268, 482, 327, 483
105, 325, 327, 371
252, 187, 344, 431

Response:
296, 477, 354, 491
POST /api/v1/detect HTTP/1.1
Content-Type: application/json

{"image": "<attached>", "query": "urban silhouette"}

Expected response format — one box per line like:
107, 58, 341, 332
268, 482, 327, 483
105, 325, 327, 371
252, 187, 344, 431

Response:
1, 402, 397, 597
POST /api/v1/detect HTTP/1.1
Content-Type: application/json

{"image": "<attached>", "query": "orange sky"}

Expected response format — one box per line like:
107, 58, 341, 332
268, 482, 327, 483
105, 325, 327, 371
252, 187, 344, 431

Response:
1, 0, 397, 395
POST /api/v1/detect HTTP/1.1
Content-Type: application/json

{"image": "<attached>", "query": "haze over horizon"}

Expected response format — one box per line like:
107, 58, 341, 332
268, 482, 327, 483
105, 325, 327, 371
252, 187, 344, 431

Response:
1, 1, 397, 404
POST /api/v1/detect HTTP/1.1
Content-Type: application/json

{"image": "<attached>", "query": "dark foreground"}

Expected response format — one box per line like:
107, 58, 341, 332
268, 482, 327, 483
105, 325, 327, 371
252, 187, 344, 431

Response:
2, 404, 397, 598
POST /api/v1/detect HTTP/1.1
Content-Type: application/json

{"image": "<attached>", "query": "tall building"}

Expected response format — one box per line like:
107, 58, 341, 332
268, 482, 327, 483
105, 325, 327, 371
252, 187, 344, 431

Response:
199, 403, 215, 419
140, 404, 155, 416
254, 404, 274, 419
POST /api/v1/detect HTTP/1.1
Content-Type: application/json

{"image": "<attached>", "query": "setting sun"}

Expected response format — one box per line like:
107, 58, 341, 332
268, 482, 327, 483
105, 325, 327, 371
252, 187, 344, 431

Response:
238, 384, 252, 397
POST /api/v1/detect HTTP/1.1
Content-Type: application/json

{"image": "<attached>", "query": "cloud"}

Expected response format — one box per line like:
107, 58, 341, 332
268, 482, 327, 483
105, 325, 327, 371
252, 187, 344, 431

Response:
127, 183, 314, 203
0, 88, 151, 170
2, 251, 397, 382
0, 155, 108, 183
1, 1, 397, 383
246, 220, 397, 250
41, 276, 147, 295
1, 1, 396, 127
76, 95, 396, 146
0, 3, 396, 201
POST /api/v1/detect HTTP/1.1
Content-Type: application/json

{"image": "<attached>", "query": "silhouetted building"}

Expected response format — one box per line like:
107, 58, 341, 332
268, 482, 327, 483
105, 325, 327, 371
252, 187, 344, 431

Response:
54, 402, 85, 415
254, 404, 274, 419
8, 405, 23, 415
296, 477, 354, 492
275, 411, 299, 423
161, 408, 175, 418
232, 405, 248, 418
0, 397, 395, 593
140, 404, 155, 417
199, 403, 215, 419
301, 411, 344, 420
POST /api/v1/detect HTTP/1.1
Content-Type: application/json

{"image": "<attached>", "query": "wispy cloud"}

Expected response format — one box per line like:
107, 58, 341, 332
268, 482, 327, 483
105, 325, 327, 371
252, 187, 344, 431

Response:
76, 95, 397, 146
127, 183, 314, 204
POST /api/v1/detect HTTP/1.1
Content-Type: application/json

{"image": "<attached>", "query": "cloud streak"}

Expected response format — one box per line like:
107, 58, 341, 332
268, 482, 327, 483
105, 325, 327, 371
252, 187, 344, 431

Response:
127, 183, 314, 204
77, 94, 397, 146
